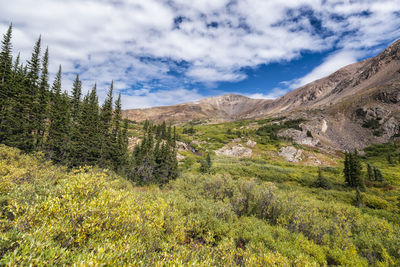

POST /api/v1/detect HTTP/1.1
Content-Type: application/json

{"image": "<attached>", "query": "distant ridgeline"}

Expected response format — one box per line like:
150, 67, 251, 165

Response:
0, 25, 177, 185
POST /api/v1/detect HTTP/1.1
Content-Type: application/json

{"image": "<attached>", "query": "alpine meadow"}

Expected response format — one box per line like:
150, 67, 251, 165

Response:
1, 1, 400, 266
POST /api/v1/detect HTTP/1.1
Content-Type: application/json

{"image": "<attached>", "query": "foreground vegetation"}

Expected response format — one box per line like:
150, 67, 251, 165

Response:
1, 144, 399, 266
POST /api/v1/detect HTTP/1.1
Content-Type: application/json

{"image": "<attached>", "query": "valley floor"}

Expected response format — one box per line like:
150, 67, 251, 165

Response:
1, 143, 400, 266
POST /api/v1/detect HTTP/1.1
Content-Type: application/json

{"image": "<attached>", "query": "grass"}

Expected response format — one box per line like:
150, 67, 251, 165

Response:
1, 119, 400, 265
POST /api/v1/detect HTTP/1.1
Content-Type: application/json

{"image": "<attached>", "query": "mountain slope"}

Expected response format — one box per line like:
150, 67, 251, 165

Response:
123, 94, 272, 123
123, 39, 400, 149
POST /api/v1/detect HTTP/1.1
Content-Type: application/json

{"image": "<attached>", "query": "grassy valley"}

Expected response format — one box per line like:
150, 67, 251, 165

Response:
2, 118, 400, 266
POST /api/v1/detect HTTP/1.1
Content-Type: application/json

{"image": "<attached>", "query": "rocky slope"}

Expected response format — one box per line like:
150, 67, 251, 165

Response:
123, 94, 272, 124
123, 39, 400, 150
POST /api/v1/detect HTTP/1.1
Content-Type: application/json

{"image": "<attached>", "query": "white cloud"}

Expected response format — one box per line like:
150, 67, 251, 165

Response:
288, 50, 361, 89
121, 88, 203, 109
246, 88, 290, 100
1, 0, 400, 107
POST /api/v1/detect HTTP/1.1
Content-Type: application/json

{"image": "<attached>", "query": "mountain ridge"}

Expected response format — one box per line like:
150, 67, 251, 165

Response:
123, 39, 400, 150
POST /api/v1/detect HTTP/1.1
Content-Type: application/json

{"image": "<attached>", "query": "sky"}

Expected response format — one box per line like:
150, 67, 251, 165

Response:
1, 0, 400, 109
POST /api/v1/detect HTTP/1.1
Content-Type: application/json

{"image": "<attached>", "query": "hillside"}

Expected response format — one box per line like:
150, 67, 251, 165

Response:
1, 136, 400, 265
123, 39, 400, 150
123, 94, 272, 124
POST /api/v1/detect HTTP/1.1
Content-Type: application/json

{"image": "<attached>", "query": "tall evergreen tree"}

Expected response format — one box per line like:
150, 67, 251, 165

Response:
0, 24, 13, 143
0, 23, 13, 94
35, 47, 49, 148
367, 163, 374, 180
46, 65, 70, 163
71, 74, 82, 121
343, 150, 365, 190
99, 81, 114, 167
73, 84, 101, 165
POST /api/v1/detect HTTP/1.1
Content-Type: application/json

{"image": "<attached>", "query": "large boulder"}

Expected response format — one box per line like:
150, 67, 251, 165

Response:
278, 129, 319, 146
215, 144, 252, 157
278, 146, 303, 163
381, 117, 400, 138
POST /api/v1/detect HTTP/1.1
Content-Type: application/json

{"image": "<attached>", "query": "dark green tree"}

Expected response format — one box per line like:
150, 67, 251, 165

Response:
200, 152, 212, 173
344, 150, 365, 190
367, 163, 374, 180
314, 167, 331, 189
0, 24, 13, 143
99, 81, 114, 167
373, 167, 384, 182
35, 47, 49, 148
70, 74, 82, 121
46, 66, 71, 163
74, 85, 101, 165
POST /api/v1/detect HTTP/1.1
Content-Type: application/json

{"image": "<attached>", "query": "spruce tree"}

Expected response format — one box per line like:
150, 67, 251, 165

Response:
0, 24, 13, 96
351, 149, 365, 190
35, 47, 49, 148
3, 57, 26, 149
99, 81, 114, 167
367, 163, 374, 180
344, 152, 351, 186
0, 24, 13, 143
373, 167, 384, 182
77, 84, 101, 165
71, 74, 82, 122
46, 66, 70, 163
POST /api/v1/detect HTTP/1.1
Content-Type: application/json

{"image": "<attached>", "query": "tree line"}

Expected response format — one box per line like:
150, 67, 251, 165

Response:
0, 25, 177, 184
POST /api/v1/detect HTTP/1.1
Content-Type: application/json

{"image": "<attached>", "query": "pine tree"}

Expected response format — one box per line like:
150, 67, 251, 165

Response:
46, 66, 71, 162
200, 152, 212, 173
35, 47, 49, 148
71, 74, 82, 122
373, 167, 384, 182
343, 150, 365, 190
0, 24, 13, 143
351, 149, 365, 190
27, 36, 41, 87
99, 81, 114, 167
315, 167, 331, 189
0, 24, 13, 96
3, 57, 27, 149
75, 84, 101, 165
344, 152, 351, 186
354, 188, 363, 207
367, 163, 374, 180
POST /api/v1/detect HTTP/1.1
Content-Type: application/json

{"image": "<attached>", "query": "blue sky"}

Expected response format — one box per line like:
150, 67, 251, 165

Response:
1, 0, 400, 108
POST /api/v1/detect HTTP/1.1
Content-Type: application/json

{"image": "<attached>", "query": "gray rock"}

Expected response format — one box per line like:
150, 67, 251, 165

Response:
381, 117, 399, 138
278, 146, 303, 163
176, 141, 197, 153
246, 139, 257, 147
215, 144, 252, 157
278, 129, 319, 146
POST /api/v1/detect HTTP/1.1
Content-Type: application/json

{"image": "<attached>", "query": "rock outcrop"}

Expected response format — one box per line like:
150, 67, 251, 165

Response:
278, 146, 303, 163
215, 144, 252, 157
278, 129, 319, 146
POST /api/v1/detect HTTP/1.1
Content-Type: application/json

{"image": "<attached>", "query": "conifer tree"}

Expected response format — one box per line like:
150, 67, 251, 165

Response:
344, 150, 365, 190
373, 167, 384, 182
3, 57, 27, 149
71, 74, 82, 121
46, 66, 71, 163
35, 47, 49, 148
0, 24, 13, 143
367, 163, 374, 180
344, 152, 351, 186
0, 24, 13, 96
75, 84, 101, 165
200, 153, 212, 174
99, 81, 114, 167
354, 188, 363, 207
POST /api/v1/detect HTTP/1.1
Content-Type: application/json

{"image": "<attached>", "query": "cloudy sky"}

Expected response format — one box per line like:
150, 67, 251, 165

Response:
1, 0, 400, 109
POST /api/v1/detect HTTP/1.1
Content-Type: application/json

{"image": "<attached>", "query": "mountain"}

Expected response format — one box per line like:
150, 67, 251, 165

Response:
123, 39, 400, 150
123, 94, 272, 123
